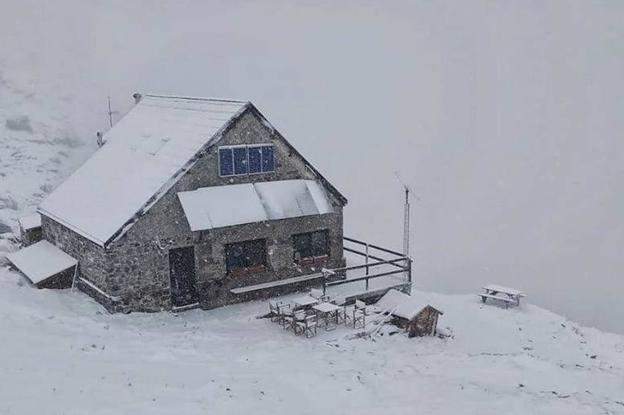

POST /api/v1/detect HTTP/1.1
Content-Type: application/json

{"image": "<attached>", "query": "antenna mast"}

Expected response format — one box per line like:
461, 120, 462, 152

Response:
394, 172, 411, 257
403, 185, 410, 257
107, 96, 114, 128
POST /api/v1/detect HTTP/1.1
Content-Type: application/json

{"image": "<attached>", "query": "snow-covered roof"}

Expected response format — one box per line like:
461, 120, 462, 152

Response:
38, 95, 248, 246
177, 179, 333, 231
18, 213, 41, 230
6, 240, 77, 285
376, 289, 443, 320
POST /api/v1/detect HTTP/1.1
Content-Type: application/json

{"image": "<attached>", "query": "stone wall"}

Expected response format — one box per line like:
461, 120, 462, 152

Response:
42, 106, 346, 313
20, 226, 42, 247
41, 215, 122, 311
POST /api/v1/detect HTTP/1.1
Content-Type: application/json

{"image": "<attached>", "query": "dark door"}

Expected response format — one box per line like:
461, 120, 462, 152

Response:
169, 246, 199, 307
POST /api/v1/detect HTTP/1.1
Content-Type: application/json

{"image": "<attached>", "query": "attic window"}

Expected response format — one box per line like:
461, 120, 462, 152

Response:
219, 145, 274, 177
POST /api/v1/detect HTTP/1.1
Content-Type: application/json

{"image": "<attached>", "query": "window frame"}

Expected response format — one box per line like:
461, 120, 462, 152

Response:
247, 145, 263, 174
224, 238, 268, 276
218, 144, 275, 177
292, 230, 330, 265
218, 147, 234, 177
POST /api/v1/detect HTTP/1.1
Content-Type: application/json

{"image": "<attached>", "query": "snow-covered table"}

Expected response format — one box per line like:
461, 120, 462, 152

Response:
479, 284, 525, 308
293, 295, 318, 308
313, 302, 342, 331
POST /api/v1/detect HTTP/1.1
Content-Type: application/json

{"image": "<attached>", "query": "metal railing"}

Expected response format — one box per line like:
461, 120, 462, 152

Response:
322, 236, 412, 295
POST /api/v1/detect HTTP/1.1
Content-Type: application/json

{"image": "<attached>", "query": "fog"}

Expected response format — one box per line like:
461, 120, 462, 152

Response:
2, 0, 623, 333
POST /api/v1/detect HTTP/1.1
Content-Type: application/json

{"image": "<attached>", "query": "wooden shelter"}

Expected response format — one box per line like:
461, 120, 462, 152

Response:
406, 305, 443, 337
376, 289, 443, 337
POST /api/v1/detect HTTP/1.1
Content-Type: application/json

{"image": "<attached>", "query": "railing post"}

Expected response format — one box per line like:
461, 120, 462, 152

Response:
322, 269, 327, 296
407, 257, 412, 283
365, 243, 369, 276
365, 277, 369, 291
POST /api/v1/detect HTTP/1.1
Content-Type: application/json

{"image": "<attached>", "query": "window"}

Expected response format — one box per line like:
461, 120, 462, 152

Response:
218, 144, 274, 176
219, 147, 234, 176
225, 239, 267, 275
293, 230, 329, 263
233, 147, 248, 175
261, 145, 274, 172
248, 146, 262, 173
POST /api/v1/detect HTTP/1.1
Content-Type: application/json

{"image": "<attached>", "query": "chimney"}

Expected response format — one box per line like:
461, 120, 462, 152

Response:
132, 93, 142, 104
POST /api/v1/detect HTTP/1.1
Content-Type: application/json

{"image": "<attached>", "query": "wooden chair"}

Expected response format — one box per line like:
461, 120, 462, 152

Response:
296, 313, 318, 338
352, 300, 366, 329
292, 310, 308, 335
332, 296, 347, 325
278, 304, 294, 330
268, 300, 282, 323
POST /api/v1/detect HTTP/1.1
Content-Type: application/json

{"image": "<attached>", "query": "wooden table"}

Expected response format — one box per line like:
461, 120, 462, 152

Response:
479, 284, 525, 308
313, 302, 342, 331
293, 295, 318, 309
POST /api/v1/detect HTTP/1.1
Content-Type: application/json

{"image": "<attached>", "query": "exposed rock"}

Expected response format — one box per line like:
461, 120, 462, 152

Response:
5, 115, 33, 133
0, 221, 12, 234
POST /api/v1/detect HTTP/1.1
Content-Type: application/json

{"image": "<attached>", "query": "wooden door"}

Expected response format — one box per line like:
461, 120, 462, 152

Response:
169, 246, 199, 307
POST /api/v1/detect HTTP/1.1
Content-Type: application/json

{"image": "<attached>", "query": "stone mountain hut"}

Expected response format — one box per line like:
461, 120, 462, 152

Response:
7, 94, 347, 312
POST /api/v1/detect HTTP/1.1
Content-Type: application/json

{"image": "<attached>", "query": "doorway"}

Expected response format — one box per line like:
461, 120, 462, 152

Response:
169, 246, 199, 307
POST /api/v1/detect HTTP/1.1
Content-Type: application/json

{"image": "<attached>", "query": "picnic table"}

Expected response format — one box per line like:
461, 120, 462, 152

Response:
479, 284, 525, 308
313, 302, 342, 331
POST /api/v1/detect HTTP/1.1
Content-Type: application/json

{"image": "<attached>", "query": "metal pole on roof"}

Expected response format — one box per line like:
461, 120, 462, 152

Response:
107, 96, 113, 128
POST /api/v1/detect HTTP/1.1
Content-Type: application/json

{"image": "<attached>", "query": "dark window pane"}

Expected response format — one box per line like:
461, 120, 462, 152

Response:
248, 147, 262, 173
261, 145, 274, 172
293, 230, 328, 262
311, 231, 329, 256
233, 147, 248, 175
293, 233, 312, 260
225, 239, 266, 274
219, 148, 233, 176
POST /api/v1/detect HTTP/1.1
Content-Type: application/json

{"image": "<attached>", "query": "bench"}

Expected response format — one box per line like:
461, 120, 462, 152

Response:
477, 293, 516, 308
478, 284, 525, 308
230, 273, 323, 295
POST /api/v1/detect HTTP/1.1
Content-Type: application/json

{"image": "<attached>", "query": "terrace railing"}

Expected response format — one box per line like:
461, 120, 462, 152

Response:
322, 236, 412, 295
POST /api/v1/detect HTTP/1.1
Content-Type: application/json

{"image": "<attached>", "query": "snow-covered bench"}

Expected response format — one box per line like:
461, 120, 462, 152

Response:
478, 284, 525, 308
230, 273, 323, 295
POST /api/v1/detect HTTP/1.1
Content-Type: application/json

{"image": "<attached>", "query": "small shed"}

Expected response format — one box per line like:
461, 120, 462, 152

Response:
6, 240, 77, 289
376, 289, 443, 337
407, 305, 443, 337
18, 213, 42, 246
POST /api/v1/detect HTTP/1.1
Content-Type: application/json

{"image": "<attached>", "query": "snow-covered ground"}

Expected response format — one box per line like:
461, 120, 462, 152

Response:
1, 84, 623, 415
1, 3, 624, 412
1, 52, 623, 415
1, 267, 623, 415
0, 67, 94, 256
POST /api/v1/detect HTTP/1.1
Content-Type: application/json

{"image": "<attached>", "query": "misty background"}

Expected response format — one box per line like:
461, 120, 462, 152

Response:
1, 0, 623, 334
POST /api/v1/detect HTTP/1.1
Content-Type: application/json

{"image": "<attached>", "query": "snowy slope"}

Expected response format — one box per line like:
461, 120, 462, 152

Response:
0, 74, 623, 413
0, 69, 95, 258
2, 0, 624, 334
1, 3, 623, 412
0, 267, 623, 415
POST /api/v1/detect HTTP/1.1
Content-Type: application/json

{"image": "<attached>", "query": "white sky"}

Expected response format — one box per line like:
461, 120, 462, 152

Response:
1, 0, 623, 333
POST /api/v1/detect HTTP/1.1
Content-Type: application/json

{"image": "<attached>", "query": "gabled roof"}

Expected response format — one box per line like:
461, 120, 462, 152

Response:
39, 94, 346, 247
